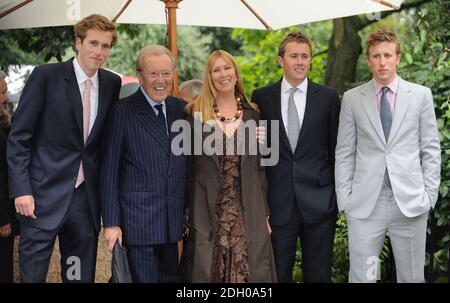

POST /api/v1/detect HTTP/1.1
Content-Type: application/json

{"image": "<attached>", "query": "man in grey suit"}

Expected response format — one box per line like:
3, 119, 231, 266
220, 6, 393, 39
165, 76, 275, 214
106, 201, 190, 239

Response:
335, 29, 441, 282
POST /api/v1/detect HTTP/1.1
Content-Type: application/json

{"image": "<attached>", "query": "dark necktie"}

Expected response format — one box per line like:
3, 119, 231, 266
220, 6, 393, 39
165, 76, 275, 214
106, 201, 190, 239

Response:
154, 104, 168, 136
380, 86, 392, 141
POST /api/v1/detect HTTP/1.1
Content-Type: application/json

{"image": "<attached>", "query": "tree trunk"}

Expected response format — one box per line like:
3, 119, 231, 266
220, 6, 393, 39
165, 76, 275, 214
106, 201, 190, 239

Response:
325, 17, 363, 94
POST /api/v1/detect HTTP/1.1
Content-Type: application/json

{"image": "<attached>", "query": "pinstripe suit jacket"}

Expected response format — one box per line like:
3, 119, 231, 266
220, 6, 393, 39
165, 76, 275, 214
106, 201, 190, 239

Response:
100, 89, 187, 245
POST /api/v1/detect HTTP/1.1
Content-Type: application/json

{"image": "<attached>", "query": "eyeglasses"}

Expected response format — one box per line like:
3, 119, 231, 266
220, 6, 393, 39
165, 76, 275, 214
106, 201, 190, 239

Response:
139, 70, 173, 80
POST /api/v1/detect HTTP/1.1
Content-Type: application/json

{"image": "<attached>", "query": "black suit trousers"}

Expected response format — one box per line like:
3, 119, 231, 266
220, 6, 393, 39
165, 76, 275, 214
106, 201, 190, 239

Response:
271, 203, 336, 283
19, 183, 98, 282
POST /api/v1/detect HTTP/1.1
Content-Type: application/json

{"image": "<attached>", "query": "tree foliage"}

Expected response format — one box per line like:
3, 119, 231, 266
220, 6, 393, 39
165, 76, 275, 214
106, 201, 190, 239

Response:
232, 22, 332, 98
198, 27, 242, 56
0, 26, 74, 70
104, 24, 212, 83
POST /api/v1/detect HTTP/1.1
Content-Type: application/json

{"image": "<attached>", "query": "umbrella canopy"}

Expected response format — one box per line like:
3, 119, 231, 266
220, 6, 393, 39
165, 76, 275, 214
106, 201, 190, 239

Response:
0, 0, 402, 30
0, 0, 403, 94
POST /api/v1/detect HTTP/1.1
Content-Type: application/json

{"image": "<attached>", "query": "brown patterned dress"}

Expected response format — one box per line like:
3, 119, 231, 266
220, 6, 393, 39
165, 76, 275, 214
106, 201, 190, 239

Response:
210, 132, 250, 283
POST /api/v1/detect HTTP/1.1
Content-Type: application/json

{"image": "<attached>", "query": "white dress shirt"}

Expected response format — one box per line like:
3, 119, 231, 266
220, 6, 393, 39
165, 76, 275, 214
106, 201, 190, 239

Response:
280, 77, 308, 134
73, 58, 99, 133
140, 86, 168, 134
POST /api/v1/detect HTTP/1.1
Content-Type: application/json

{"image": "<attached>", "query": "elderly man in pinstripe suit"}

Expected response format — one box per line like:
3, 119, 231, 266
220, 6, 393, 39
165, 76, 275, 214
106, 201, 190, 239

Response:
100, 45, 187, 283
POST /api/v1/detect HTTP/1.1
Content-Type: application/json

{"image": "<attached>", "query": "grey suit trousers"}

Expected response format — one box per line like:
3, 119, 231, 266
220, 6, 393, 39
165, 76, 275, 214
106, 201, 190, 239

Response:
347, 183, 428, 283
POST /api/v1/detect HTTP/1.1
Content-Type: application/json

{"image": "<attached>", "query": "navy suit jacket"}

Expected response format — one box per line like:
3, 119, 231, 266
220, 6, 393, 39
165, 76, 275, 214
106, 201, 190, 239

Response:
7, 59, 121, 232
99, 89, 187, 246
252, 79, 340, 225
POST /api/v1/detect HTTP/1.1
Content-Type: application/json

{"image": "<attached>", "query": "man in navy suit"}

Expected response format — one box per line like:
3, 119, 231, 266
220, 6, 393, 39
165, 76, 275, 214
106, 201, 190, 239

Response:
252, 32, 340, 282
100, 45, 187, 283
7, 14, 121, 282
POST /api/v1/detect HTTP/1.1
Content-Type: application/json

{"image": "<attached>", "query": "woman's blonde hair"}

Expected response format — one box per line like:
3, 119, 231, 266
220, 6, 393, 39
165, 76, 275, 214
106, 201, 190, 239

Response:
186, 50, 255, 122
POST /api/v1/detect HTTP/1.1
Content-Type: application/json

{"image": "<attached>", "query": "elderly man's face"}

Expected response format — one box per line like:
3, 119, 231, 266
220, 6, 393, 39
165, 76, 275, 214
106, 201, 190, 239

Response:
138, 54, 174, 103
0, 78, 8, 113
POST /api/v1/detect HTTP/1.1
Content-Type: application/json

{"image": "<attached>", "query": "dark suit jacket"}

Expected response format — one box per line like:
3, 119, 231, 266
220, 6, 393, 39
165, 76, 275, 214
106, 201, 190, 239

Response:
0, 126, 17, 234
99, 89, 187, 246
7, 59, 121, 232
251, 78, 340, 225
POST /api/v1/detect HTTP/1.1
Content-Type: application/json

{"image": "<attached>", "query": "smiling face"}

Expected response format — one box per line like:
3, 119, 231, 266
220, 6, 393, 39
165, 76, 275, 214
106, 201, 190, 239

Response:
366, 41, 400, 85
75, 28, 113, 77
278, 41, 311, 87
210, 56, 237, 95
138, 53, 174, 103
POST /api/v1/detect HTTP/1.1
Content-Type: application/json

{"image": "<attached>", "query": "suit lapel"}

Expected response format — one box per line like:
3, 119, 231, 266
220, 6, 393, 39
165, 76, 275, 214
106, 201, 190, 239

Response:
209, 122, 221, 171
239, 105, 256, 168
295, 80, 318, 153
190, 114, 221, 171
86, 69, 108, 146
135, 90, 170, 154
63, 60, 83, 141
271, 81, 292, 153
165, 96, 179, 142
387, 78, 412, 147
360, 81, 386, 145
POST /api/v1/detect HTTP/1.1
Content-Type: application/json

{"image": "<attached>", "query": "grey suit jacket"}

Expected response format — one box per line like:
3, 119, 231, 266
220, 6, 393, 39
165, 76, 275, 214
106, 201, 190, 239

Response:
335, 77, 441, 219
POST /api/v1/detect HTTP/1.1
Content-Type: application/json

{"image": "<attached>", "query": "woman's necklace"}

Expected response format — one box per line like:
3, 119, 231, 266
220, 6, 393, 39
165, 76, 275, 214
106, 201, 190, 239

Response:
213, 97, 243, 123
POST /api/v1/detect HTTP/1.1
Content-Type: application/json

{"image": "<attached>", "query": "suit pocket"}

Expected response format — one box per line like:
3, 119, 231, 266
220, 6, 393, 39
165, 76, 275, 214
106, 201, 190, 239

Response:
30, 168, 44, 181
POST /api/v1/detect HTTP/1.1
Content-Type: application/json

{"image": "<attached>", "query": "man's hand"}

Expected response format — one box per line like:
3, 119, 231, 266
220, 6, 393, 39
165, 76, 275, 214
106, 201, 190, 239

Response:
266, 216, 272, 235
0, 224, 11, 238
104, 226, 122, 252
15, 195, 37, 219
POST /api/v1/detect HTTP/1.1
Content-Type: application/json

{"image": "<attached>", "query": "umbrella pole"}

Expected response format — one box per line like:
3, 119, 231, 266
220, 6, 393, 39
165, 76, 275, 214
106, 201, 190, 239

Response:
162, 0, 182, 96
0, 0, 33, 19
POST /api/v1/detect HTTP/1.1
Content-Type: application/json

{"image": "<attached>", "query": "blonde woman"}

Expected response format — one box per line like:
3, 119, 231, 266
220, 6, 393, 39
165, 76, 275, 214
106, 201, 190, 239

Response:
182, 50, 276, 283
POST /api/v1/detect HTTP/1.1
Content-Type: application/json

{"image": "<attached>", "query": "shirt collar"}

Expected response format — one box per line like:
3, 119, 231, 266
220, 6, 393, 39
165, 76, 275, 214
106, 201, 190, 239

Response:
281, 76, 308, 94
140, 86, 166, 109
373, 75, 398, 96
73, 57, 98, 89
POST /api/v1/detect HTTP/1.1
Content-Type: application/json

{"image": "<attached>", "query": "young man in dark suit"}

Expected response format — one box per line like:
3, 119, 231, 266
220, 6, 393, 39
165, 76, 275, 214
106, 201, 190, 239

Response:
100, 45, 187, 283
251, 32, 340, 282
7, 14, 121, 282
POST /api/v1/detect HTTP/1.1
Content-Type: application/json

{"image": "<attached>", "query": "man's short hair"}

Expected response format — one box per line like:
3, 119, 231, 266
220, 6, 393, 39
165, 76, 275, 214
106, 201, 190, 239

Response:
74, 14, 118, 47
0, 70, 6, 79
365, 29, 401, 57
136, 44, 177, 72
179, 79, 203, 100
278, 32, 312, 57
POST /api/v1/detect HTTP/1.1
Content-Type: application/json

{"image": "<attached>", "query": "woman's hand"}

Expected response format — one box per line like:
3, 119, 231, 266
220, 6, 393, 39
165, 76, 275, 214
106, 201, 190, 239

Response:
256, 126, 266, 145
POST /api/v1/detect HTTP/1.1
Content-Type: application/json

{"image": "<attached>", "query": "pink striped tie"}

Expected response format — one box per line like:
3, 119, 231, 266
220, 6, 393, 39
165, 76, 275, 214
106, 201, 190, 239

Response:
75, 79, 92, 188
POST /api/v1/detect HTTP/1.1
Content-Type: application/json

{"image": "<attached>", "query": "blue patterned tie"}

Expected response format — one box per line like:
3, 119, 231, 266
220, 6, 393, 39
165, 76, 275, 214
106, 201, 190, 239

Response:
287, 87, 300, 152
